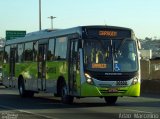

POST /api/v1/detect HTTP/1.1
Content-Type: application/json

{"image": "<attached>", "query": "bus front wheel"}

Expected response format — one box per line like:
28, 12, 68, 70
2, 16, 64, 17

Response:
18, 79, 34, 97
61, 83, 74, 104
104, 96, 118, 105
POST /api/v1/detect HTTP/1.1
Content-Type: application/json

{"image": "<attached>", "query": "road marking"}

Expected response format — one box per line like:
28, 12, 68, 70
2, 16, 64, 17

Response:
124, 108, 152, 113
0, 104, 59, 119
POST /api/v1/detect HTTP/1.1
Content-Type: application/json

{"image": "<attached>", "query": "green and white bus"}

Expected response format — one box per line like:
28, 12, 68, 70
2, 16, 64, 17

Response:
3, 26, 141, 104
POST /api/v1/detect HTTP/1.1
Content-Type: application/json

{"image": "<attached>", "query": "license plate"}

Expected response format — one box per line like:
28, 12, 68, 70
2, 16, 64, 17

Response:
108, 88, 118, 93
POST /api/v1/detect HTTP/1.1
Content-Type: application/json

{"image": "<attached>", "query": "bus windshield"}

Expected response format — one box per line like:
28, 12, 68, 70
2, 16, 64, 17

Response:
83, 39, 138, 72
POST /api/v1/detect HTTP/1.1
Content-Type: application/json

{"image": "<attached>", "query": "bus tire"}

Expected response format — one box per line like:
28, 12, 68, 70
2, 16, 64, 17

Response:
18, 79, 27, 97
61, 83, 74, 104
104, 96, 118, 105
26, 91, 34, 97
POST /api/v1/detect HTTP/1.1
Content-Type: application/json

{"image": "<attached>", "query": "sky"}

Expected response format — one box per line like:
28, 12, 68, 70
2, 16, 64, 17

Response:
0, 0, 160, 39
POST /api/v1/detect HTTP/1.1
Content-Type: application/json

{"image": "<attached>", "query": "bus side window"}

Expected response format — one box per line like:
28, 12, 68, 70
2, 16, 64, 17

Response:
33, 41, 38, 61
18, 43, 24, 62
4, 46, 10, 63
24, 42, 33, 61
55, 37, 68, 60
48, 38, 55, 61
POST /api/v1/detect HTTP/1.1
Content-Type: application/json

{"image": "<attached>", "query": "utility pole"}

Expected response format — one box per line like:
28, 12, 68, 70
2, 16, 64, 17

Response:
39, 0, 41, 31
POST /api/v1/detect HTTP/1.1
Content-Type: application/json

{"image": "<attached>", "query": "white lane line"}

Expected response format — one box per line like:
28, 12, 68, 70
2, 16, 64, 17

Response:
124, 108, 152, 113
0, 104, 59, 119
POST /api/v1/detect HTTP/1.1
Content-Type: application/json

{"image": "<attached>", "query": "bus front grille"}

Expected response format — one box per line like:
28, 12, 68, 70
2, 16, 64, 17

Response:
94, 75, 131, 81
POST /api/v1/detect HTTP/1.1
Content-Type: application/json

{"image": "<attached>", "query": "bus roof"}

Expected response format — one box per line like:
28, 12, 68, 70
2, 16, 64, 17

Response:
5, 25, 133, 46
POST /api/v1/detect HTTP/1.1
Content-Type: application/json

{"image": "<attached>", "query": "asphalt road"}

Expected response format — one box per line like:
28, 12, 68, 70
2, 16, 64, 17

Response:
0, 86, 160, 119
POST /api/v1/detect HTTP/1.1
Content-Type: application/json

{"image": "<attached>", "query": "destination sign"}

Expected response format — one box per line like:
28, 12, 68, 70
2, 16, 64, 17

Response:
99, 31, 117, 37
83, 28, 131, 39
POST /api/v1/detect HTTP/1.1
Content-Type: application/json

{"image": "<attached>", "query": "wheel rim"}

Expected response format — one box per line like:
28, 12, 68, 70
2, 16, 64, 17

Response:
19, 84, 23, 95
62, 86, 67, 98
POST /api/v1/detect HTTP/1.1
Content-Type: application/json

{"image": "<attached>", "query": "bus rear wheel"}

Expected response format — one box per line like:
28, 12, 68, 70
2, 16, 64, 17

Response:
104, 96, 118, 105
18, 79, 27, 97
61, 83, 74, 104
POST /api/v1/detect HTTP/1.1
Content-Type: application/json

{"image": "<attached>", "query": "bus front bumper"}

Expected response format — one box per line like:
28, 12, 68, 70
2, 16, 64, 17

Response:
80, 82, 140, 97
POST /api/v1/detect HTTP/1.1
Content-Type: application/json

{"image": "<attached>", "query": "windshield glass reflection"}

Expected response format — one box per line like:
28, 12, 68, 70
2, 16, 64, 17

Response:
84, 39, 138, 72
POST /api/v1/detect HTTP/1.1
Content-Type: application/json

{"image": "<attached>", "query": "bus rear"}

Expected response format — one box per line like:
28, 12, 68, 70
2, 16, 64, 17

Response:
79, 26, 141, 104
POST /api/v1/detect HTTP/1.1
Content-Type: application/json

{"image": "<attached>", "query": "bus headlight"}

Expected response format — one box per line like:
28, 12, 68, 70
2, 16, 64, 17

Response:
85, 73, 94, 84
131, 77, 138, 85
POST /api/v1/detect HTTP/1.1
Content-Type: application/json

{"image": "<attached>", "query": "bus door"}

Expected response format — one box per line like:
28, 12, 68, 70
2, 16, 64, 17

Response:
9, 48, 16, 87
69, 39, 79, 94
38, 44, 47, 91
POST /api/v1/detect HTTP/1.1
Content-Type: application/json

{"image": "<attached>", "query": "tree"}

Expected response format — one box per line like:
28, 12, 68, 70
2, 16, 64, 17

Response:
145, 37, 152, 41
